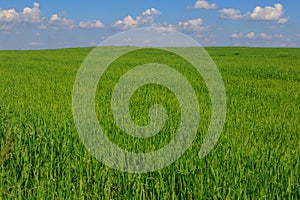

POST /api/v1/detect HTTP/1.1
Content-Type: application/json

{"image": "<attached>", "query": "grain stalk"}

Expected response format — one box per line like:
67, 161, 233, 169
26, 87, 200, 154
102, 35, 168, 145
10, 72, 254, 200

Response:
0, 135, 14, 165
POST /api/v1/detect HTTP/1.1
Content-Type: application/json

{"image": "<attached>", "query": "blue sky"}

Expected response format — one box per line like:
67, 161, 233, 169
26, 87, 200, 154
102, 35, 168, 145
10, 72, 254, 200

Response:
0, 0, 299, 49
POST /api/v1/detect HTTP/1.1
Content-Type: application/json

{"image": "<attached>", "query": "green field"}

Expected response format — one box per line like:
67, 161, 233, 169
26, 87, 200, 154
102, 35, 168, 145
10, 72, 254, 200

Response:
0, 47, 299, 199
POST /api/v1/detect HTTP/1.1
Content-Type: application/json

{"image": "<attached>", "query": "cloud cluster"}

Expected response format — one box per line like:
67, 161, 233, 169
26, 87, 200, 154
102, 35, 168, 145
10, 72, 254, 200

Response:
193, 0, 217, 9
220, 4, 288, 24
113, 16, 137, 30
112, 8, 160, 30
79, 20, 105, 29
22, 2, 42, 23
245, 32, 272, 39
178, 18, 206, 31
0, 2, 42, 23
47, 14, 105, 30
49, 14, 74, 30
250, 4, 283, 21
231, 32, 274, 40
230, 32, 243, 39
112, 7, 207, 33
0, 1, 294, 48
0, 2, 105, 30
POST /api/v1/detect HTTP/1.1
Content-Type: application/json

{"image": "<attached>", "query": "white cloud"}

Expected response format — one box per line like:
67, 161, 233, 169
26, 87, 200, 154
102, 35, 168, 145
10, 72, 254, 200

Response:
297, 34, 300, 38
113, 16, 137, 30
231, 32, 243, 39
22, 2, 42, 23
0, 8, 20, 23
245, 32, 272, 39
219, 8, 244, 20
79, 20, 104, 29
245, 32, 256, 39
0, 2, 42, 23
277, 18, 288, 24
193, 1, 217, 9
250, 4, 283, 21
178, 18, 205, 31
137, 8, 160, 25
49, 14, 74, 30
0, 3, 108, 31
231, 32, 276, 40
164, 24, 176, 30
259, 33, 273, 39
112, 8, 160, 30
219, 4, 287, 22
141, 8, 160, 16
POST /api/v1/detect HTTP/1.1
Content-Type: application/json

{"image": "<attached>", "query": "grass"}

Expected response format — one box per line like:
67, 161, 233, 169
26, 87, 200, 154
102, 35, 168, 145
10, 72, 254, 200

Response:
0, 135, 14, 166
0, 47, 299, 199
